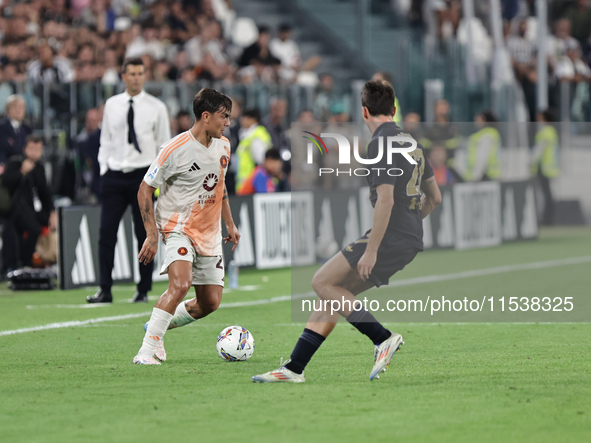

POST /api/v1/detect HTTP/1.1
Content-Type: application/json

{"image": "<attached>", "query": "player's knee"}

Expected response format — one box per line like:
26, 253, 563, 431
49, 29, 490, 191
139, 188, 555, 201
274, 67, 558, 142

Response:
169, 279, 192, 298
200, 297, 221, 315
311, 271, 329, 299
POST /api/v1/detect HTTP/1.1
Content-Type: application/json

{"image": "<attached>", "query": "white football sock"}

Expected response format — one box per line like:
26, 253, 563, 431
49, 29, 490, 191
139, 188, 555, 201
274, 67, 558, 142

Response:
137, 308, 173, 357
168, 301, 197, 329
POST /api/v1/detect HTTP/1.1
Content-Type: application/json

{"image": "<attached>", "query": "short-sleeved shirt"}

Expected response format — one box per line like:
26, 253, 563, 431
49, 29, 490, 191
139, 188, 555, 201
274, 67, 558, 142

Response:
144, 130, 231, 256
366, 122, 434, 250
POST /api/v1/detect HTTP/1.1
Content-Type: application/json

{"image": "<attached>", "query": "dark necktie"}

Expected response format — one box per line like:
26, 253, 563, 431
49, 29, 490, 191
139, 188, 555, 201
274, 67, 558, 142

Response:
128, 99, 141, 153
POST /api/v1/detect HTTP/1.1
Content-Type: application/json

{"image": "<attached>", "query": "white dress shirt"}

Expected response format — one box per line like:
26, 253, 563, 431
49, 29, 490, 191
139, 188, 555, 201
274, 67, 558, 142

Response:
98, 90, 171, 175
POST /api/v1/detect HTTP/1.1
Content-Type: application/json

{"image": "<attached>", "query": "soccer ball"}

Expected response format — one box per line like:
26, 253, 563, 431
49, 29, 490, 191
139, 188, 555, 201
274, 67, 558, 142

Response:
216, 326, 255, 361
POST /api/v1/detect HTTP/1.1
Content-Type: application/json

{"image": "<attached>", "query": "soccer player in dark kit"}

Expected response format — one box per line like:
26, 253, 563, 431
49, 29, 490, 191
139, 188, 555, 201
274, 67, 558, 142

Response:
253, 80, 442, 382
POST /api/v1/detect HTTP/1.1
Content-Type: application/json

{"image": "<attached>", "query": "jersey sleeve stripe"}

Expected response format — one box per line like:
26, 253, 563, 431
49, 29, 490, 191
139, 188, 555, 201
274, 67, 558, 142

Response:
158, 134, 190, 166
221, 136, 230, 143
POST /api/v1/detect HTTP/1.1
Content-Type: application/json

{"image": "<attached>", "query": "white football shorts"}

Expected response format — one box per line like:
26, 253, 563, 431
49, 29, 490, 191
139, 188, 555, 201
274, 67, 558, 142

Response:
160, 232, 225, 286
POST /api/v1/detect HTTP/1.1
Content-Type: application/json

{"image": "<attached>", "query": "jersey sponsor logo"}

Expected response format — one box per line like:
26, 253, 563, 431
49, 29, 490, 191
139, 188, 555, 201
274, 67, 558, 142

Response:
203, 173, 219, 191
220, 155, 229, 168
178, 247, 188, 256
189, 162, 200, 172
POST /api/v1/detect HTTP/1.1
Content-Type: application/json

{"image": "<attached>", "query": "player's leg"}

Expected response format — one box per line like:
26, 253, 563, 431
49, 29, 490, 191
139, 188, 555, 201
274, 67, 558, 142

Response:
134, 235, 195, 364
166, 255, 224, 329
280, 253, 382, 376
253, 252, 376, 382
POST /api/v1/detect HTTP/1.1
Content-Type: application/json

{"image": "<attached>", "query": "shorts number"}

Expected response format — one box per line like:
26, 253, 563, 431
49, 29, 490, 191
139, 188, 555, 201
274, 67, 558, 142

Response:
216, 257, 223, 269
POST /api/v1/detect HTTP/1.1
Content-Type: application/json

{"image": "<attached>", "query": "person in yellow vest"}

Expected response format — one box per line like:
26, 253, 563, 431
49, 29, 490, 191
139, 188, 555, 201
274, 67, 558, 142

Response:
235, 108, 272, 189
531, 109, 559, 225
464, 111, 502, 182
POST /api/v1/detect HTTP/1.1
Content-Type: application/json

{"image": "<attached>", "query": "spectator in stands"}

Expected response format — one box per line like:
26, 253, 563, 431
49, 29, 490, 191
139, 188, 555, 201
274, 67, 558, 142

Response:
313, 73, 351, 121
75, 108, 102, 201
238, 25, 280, 67
2, 136, 56, 268
0, 95, 32, 167
422, 99, 461, 171
27, 42, 75, 84
531, 109, 559, 225
176, 110, 193, 135
235, 108, 272, 190
125, 23, 166, 61
562, 0, 591, 44
464, 111, 502, 182
270, 23, 301, 82
403, 112, 423, 142
547, 18, 580, 72
555, 43, 591, 84
507, 18, 537, 121
262, 97, 288, 152
237, 148, 283, 195
428, 144, 455, 186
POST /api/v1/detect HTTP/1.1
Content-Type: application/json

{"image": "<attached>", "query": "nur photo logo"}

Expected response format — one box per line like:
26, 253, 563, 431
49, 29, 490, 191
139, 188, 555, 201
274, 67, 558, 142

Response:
302, 131, 418, 177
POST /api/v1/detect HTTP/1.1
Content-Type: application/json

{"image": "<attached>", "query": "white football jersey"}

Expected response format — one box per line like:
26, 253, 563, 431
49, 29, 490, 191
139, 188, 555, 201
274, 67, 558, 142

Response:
144, 130, 231, 256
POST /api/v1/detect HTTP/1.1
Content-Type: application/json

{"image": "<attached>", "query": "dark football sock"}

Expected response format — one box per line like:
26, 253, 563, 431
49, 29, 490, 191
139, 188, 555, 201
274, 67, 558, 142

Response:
284, 328, 326, 374
346, 308, 391, 345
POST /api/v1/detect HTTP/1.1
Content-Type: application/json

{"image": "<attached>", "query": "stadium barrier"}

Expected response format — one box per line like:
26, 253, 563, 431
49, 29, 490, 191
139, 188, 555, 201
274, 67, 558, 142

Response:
57, 180, 537, 289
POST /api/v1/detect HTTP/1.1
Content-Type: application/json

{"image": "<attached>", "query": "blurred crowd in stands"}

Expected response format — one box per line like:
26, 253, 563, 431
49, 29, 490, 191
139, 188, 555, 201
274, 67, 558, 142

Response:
403, 0, 591, 120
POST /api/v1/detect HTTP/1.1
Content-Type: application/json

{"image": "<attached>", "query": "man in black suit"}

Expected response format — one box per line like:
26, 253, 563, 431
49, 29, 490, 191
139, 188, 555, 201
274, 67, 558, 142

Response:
0, 95, 32, 166
2, 136, 56, 268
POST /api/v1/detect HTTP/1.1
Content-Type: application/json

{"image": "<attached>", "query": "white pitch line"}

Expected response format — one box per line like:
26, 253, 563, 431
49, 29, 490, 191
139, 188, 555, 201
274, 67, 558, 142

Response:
4, 255, 591, 336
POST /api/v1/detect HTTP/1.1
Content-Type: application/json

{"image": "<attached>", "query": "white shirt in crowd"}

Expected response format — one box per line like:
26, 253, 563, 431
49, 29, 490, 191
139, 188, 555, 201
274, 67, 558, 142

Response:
98, 90, 171, 175
26, 56, 76, 83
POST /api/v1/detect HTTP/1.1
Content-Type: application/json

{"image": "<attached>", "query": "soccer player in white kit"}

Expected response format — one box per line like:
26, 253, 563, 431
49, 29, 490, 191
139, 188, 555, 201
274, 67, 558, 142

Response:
133, 88, 240, 365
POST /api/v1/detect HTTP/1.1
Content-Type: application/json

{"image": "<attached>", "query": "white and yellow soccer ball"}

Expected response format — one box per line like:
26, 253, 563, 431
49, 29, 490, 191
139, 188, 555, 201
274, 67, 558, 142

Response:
216, 326, 255, 361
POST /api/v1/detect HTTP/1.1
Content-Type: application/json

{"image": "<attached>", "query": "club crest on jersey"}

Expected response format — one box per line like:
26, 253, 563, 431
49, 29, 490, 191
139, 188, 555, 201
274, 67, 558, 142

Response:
220, 156, 229, 168
203, 173, 219, 191
178, 247, 188, 256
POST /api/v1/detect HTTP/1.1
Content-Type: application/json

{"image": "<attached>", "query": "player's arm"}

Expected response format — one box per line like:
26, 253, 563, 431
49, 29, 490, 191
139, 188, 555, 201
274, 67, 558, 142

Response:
221, 184, 240, 251
420, 176, 442, 219
357, 183, 394, 281
137, 180, 159, 264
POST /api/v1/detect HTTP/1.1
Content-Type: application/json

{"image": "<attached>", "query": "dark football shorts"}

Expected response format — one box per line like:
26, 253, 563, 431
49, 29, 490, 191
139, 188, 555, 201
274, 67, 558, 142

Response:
341, 230, 420, 288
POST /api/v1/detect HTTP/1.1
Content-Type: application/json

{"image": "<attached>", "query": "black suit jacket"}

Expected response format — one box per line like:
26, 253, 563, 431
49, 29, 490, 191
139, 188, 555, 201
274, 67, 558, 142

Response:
0, 117, 32, 164
2, 155, 54, 223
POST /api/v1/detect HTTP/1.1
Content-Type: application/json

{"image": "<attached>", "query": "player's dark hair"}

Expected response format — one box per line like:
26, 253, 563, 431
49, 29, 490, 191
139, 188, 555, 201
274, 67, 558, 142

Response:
122, 57, 144, 73
265, 148, 282, 160
192, 88, 232, 121
361, 80, 396, 117
242, 108, 261, 122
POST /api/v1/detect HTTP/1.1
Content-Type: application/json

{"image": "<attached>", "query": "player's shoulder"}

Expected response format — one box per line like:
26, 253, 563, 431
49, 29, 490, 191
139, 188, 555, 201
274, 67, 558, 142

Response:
157, 131, 193, 164
213, 136, 232, 153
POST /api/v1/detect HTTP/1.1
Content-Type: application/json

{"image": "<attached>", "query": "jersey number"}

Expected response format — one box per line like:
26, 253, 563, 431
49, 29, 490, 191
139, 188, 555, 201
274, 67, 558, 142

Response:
406, 150, 425, 210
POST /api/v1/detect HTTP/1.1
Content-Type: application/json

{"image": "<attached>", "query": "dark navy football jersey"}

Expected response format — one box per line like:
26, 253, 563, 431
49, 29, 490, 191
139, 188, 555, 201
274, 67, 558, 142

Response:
366, 122, 434, 250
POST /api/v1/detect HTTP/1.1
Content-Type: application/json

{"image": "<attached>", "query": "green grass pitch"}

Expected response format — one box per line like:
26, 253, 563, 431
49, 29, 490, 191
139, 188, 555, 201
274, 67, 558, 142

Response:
1, 227, 590, 442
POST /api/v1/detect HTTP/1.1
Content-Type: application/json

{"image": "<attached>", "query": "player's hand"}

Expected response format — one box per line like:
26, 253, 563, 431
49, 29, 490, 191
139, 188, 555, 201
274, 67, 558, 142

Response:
138, 236, 158, 265
224, 223, 240, 252
357, 250, 377, 281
